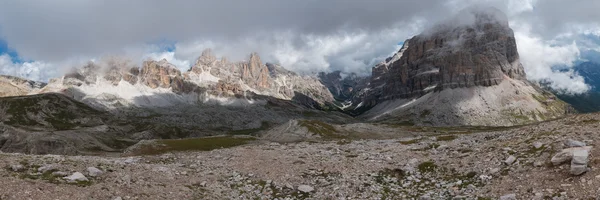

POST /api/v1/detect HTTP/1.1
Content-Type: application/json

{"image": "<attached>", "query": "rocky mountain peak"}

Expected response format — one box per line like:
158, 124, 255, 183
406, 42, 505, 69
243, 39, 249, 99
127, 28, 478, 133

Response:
376, 6, 525, 101
140, 59, 188, 93
351, 7, 567, 126
241, 52, 270, 89
193, 49, 218, 73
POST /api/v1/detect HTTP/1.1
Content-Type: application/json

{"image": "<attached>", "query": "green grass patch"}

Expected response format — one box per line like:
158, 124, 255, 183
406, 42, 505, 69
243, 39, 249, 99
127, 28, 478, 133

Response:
398, 138, 421, 145
132, 136, 256, 155
418, 161, 437, 173
436, 135, 457, 141
227, 121, 270, 136
298, 120, 342, 139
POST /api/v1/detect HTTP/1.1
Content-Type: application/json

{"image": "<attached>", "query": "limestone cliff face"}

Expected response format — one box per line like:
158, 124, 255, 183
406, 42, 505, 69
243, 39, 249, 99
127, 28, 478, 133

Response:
355, 7, 568, 126
186, 49, 334, 104
33, 50, 333, 108
318, 71, 369, 101
140, 59, 185, 92
379, 7, 525, 100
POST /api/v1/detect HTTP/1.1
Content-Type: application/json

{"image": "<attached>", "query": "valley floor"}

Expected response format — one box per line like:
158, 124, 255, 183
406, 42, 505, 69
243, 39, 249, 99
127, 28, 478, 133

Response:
1, 114, 600, 199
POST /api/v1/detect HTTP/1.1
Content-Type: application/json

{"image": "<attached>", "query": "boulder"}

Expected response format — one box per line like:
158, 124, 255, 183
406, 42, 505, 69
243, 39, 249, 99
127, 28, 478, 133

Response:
87, 167, 104, 177
37, 165, 56, 173
10, 164, 24, 172
551, 146, 593, 166
570, 148, 589, 175
64, 172, 88, 182
297, 185, 314, 193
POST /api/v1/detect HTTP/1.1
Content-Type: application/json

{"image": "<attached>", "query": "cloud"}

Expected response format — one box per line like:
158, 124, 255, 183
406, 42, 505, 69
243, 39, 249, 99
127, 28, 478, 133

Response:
144, 51, 191, 72
0, 54, 55, 81
0, 0, 598, 93
512, 23, 589, 93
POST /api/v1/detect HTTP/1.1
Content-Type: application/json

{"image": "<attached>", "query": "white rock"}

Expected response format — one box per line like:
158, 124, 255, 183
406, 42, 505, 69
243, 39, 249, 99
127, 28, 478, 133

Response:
564, 139, 586, 147
570, 148, 589, 176
10, 164, 24, 172
123, 157, 138, 164
500, 193, 516, 200
533, 161, 544, 167
87, 167, 103, 177
532, 142, 543, 149
489, 168, 500, 174
419, 195, 431, 200
505, 156, 517, 165
113, 197, 122, 200
551, 146, 593, 166
51, 171, 69, 177
37, 165, 56, 173
297, 185, 314, 193
64, 172, 88, 182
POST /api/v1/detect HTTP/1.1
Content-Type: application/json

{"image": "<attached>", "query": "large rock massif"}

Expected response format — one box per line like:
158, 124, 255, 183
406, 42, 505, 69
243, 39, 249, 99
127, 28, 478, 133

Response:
35, 50, 334, 110
352, 7, 569, 126
0, 7, 575, 156
0, 51, 345, 154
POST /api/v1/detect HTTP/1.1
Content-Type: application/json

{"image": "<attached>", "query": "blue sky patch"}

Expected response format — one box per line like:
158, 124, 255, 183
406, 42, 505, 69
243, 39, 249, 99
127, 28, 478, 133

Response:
0, 38, 22, 63
148, 38, 177, 52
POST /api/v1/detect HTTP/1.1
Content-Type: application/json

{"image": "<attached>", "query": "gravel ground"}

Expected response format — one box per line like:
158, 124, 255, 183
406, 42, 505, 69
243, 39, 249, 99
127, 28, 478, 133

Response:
1, 114, 600, 200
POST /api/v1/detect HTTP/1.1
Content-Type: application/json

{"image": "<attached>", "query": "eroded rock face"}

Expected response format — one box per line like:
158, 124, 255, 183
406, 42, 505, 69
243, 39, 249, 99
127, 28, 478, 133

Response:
140, 59, 183, 90
352, 7, 568, 126
0, 75, 46, 97
378, 7, 525, 100
187, 49, 334, 104
318, 71, 369, 101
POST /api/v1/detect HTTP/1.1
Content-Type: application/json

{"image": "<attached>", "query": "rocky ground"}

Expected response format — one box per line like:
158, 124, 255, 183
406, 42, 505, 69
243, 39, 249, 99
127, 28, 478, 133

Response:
1, 113, 600, 200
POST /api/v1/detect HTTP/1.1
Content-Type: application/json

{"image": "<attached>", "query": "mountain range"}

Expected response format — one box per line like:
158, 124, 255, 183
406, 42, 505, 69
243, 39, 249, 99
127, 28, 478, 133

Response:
0, 7, 573, 155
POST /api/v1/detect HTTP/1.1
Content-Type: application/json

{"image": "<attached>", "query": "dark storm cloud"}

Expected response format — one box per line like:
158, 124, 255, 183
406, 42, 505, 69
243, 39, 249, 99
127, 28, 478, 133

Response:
0, 0, 598, 93
0, 0, 450, 62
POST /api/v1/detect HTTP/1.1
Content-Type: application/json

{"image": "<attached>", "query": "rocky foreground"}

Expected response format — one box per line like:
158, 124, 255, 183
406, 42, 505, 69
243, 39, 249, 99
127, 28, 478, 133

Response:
1, 113, 600, 200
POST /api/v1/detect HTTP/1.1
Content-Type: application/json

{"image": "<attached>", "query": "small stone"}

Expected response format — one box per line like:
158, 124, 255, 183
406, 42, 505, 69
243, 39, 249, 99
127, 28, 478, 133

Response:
489, 168, 500, 174
533, 161, 544, 167
64, 172, 88, 182
200, 181, 207, 187
297, 185, 314, 193
113, 197, 122, 200
87, 167, 103, 177
505, 156, 517, 165
123, 157, 137, 164
419, 195, 431, 200
452, 195, 466, 200
564, 139, 586, 147
500, 193, 516, 200
533, 142, 543, 149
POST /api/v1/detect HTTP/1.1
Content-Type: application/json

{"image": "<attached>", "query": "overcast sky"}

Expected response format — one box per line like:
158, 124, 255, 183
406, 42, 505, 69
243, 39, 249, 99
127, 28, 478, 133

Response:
1, 0, 599, 93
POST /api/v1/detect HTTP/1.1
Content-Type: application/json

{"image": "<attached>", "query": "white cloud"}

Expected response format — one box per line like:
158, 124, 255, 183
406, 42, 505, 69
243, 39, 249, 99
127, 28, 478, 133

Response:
0, 0, 598, 94
0, 54, 55, 81
513, 23, 589, 93
143, 51, 191, 72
